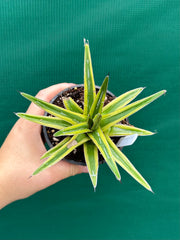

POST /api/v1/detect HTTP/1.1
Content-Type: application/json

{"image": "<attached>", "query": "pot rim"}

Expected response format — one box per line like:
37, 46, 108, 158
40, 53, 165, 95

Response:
49, 84, 115, 104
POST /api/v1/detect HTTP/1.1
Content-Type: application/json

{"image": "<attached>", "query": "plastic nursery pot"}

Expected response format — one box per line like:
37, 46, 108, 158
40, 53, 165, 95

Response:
42, 84, 129, 166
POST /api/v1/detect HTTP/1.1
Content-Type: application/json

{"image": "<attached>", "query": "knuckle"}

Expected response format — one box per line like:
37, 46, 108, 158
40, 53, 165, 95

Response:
69, 165, 78, 176
61, 83, 73, 89
36, 89, 47, 100
60, 83, 70, 90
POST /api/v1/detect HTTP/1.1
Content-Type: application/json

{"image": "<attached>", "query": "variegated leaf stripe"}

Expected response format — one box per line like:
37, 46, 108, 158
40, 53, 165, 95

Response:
16, 113, 71, 129
40, 137, 71, 159
89, 75, 109, 119
84, 141, 99, 190
21, 92, 86, 124
102, 87, 144, 115
54, 122, 91, 136
33, 134, 89, 175
101, 90, 166, 131
83, 40, 96, 115
62, 96, 83, 114
88, 128, 121, 180
87, 115, 93, 129
91, 113, 102, 131
108, 124, 154, 136
106, 134, 152, 192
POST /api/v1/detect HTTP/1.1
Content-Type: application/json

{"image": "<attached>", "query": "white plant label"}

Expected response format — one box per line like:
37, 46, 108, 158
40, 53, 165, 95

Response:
117, 134, 138, 147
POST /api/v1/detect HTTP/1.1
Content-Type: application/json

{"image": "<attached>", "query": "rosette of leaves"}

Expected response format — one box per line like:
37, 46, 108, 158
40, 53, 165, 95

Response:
16, 40, 166, 191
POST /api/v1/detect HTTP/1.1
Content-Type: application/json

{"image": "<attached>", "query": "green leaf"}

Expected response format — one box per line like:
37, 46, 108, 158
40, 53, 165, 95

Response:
33, 134, 89, 175
101, 90, 166, 131
91, 113, 102, 131
88, 128, 121, 180
102, 87, 144, 115
108, 124, 154, 136
89, 75, 109, 118
63, 96, 83, 114
105, 134, 152, 192
54, 122, 91, 136
20, 92, 86, 124
40, 137, 71, 159
84, 141, 99, 190
16, 113, 71, 129
83, 39, 96, 115
87, 115, 93, 129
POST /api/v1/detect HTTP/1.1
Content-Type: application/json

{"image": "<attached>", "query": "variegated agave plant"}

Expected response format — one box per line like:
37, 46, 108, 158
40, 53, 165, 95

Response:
17, 40, 166, 191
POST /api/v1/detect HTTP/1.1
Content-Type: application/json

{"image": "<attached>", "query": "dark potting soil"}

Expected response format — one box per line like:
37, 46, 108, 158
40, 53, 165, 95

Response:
45, 86, 128, 165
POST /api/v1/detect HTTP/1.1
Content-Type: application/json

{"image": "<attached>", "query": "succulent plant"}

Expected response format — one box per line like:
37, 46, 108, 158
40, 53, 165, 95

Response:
16, 39, 166, 191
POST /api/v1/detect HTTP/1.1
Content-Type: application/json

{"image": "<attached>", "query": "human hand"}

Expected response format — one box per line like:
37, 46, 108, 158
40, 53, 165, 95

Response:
0, 83, 88, 209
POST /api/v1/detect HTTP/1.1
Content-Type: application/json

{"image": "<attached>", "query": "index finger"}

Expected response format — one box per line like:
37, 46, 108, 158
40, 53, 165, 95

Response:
26, 83, 75, 115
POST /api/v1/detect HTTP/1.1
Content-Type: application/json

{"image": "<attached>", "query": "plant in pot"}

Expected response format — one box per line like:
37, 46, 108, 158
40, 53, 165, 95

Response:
16, 39, 166, 191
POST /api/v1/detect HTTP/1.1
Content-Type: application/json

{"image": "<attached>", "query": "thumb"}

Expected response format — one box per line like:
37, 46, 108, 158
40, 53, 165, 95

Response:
67, 163, 89, 178
26, 83, 75, 116
45, 160, 89, 185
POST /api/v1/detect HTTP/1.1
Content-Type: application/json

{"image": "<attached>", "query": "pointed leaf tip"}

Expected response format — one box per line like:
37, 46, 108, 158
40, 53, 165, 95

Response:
141, 87, 145, 91
20, 91, 25, 96
116, 176, 121, 181
84, 38, 89, 46
149, 186, 154, 194
16, 90, 21, 94
15, 112, 24, 118
163, 90, 167, 95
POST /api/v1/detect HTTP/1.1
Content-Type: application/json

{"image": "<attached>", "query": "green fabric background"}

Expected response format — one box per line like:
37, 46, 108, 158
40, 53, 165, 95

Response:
0, 1, 179, 239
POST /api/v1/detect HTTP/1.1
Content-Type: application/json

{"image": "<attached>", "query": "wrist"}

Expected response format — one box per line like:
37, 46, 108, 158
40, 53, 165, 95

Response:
0, 153, 17, 209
